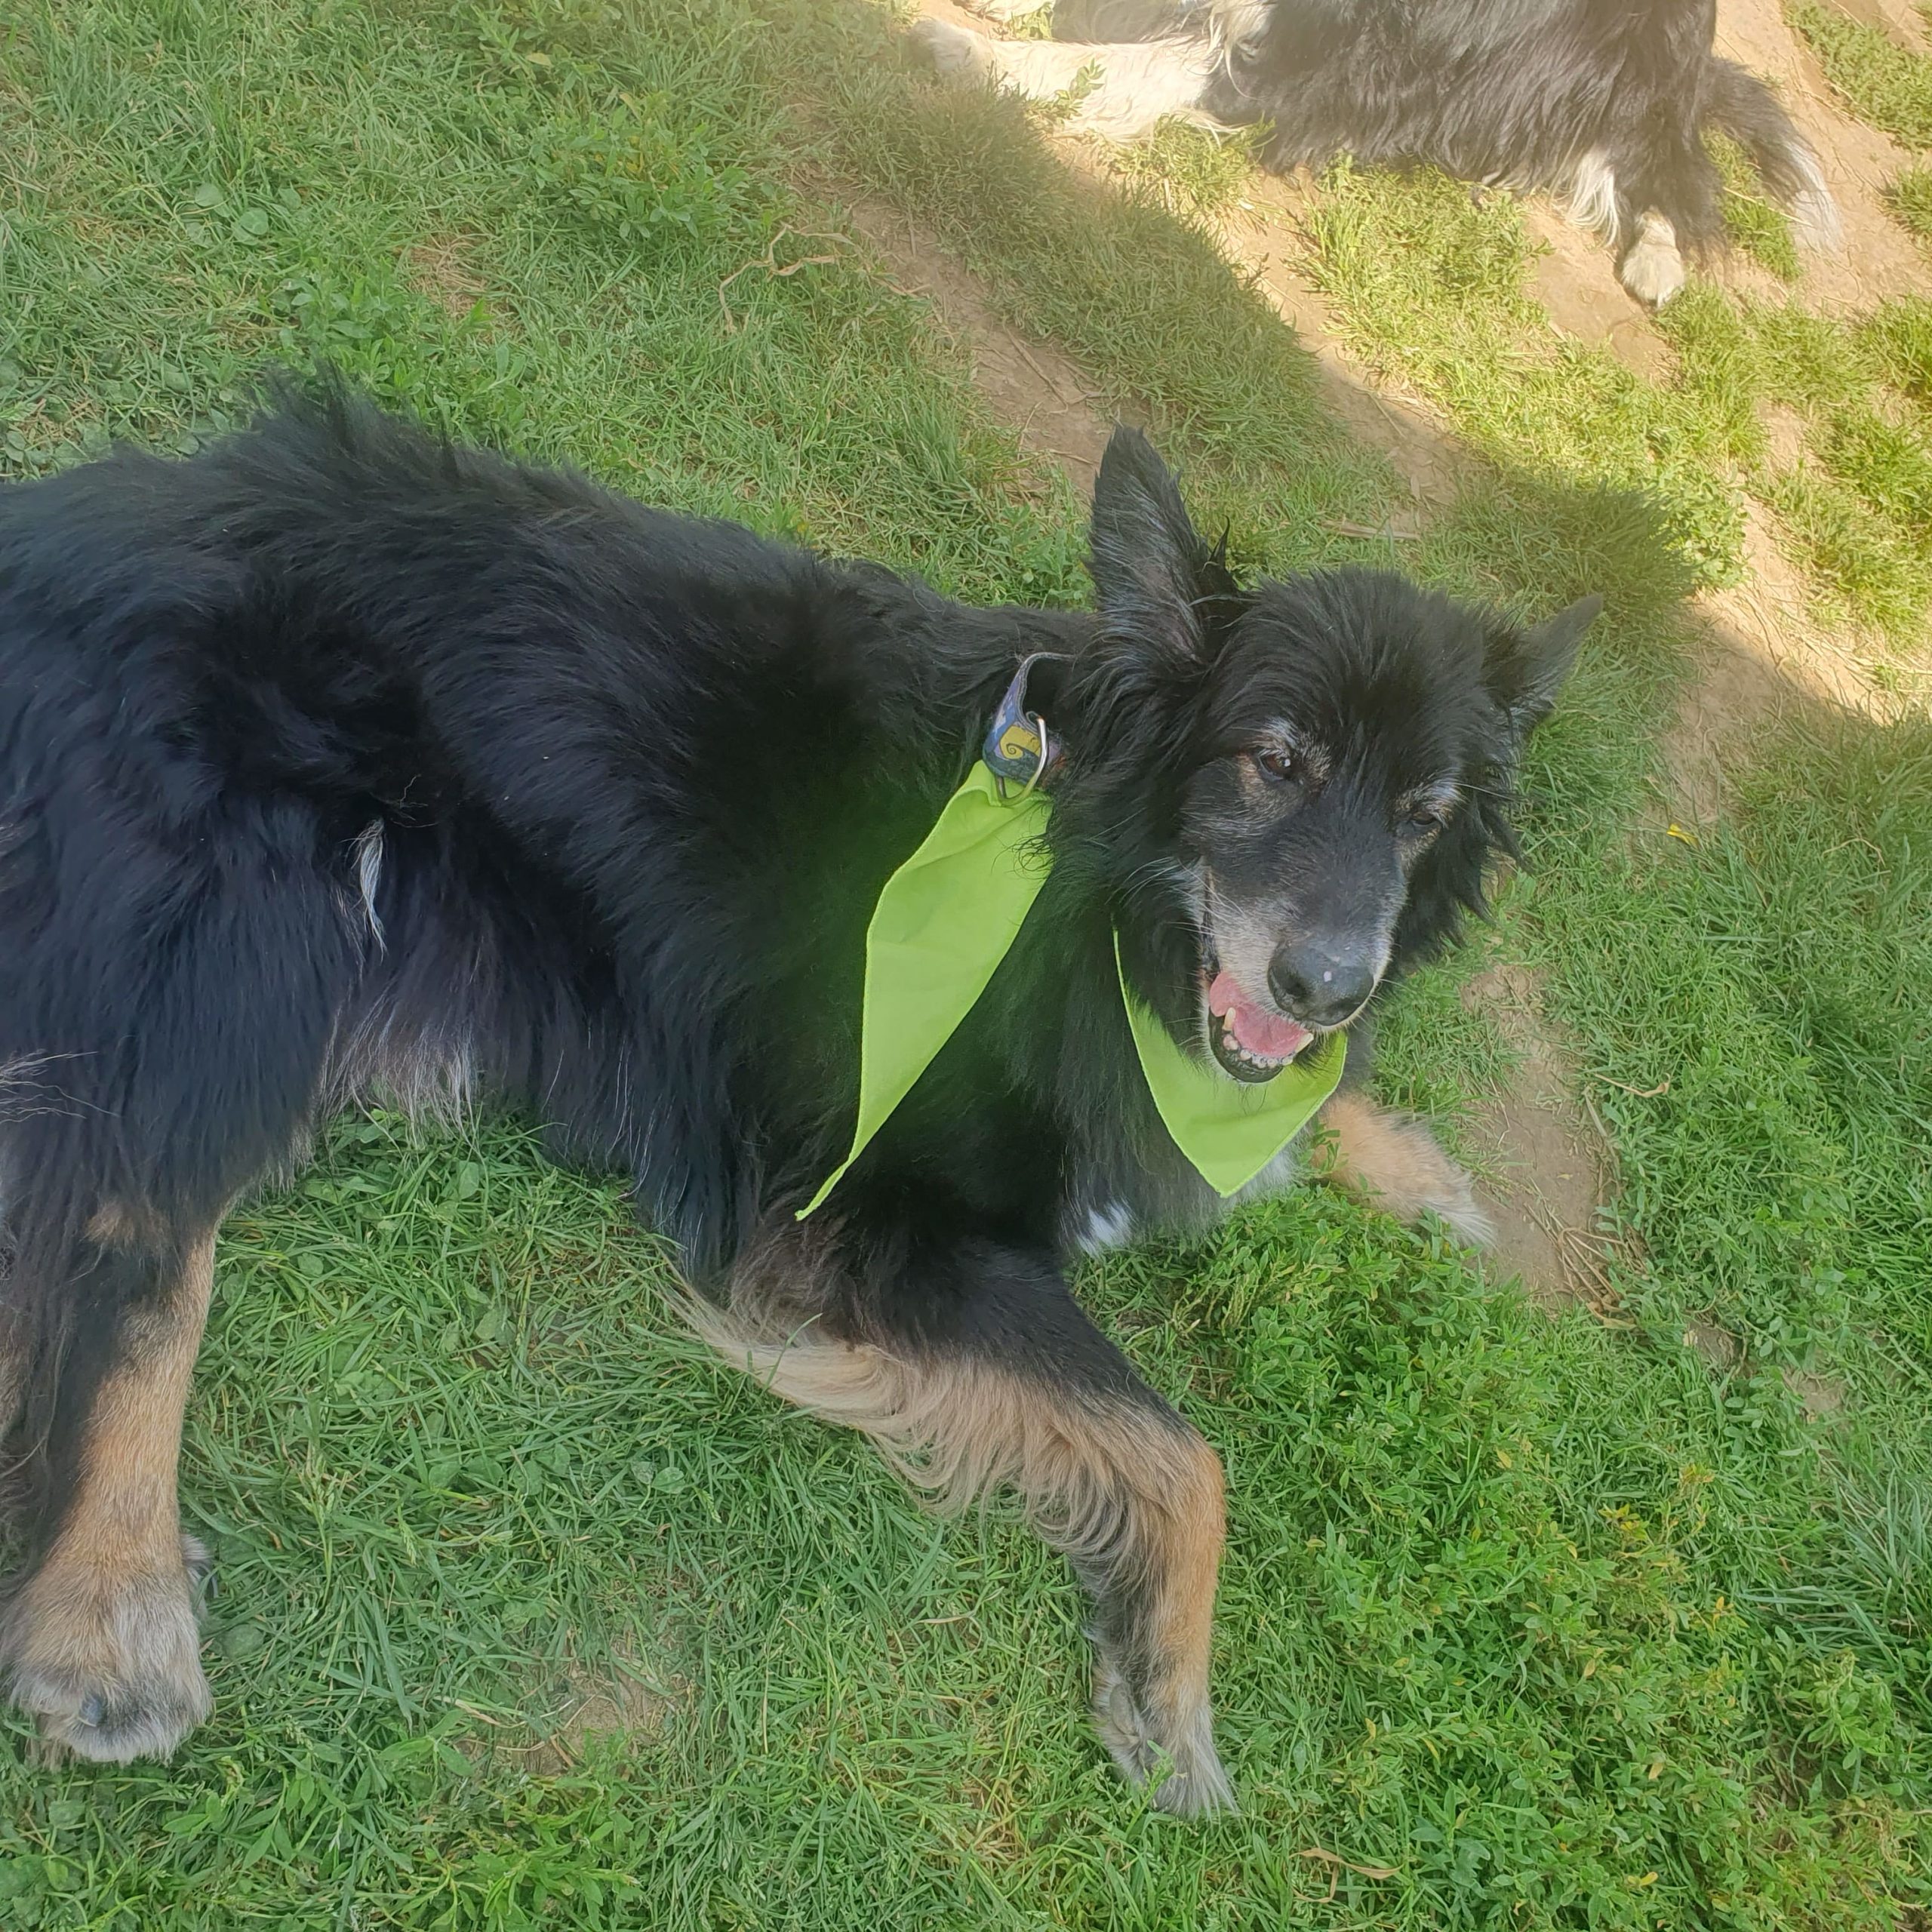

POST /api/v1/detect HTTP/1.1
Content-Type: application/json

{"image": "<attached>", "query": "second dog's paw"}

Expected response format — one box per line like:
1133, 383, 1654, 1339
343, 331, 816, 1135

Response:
1619, 216, 1686, 307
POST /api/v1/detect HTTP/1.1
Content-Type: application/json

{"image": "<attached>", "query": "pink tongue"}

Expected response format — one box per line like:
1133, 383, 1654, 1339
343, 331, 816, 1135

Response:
1207, 970, 1312, 1061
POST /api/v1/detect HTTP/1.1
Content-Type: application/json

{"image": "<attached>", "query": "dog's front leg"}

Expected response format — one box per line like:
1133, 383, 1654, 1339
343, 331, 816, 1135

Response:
691, 1214, 1237, 1815
1309, 1089, 1495, 1246
1, 1223, 217, 1762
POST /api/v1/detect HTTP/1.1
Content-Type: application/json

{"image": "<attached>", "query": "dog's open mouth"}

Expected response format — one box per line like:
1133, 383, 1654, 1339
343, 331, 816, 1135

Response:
1204, 964, 1313, 1083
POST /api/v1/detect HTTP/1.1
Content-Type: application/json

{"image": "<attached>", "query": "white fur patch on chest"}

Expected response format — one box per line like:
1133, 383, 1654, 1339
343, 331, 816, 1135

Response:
1075, 1201, 1138, 1256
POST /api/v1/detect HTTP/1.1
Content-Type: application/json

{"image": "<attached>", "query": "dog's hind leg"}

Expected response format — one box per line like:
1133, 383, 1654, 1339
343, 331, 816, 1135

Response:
691, 1218, 1235, 1816
0, 1224, 217, 1762
1309, 1089, 1494, 1247
0, 817, 360, 1760
1559, 152, 1689, 306
910, 20, 1218, 141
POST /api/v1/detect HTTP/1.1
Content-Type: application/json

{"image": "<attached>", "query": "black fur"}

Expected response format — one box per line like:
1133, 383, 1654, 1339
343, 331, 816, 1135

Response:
0, 386, 1587, 1777
1023, 0, 1832, 285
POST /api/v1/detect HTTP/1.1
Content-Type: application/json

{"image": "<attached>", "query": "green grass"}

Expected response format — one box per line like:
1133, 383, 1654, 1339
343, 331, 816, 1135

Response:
1713, 131, 1802, 280
2, 1, 1930, 1927
0, 0, 1084, 596
1788, 0, 1932, 250
1296, 158, 1932, 649
1896, 162, 1932, 242
1787, 0, 1932, 151
775, 23, 1401, 568
1303, 165, 1760, 589
1106, 118, 1269, 224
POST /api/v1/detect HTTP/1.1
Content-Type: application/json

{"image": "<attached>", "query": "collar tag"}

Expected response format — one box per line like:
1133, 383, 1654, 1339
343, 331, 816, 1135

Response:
982, 652, 1067, 795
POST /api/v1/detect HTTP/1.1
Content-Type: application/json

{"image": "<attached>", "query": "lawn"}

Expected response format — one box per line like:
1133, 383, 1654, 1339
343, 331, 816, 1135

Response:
1, 1, 1928, 1927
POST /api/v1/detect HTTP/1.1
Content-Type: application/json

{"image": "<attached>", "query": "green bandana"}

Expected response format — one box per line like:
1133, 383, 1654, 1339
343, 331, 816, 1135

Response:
801, 685, 1346, 1216
799, 763, 1053, 1217
1115, 935, 1345, 1196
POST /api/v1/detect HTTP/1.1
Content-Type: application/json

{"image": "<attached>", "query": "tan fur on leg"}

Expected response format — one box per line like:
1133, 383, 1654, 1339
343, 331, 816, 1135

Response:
0, 1235, 216, 1763
681, 1235, 1234, 1814
1312, 1090, 1494, 1246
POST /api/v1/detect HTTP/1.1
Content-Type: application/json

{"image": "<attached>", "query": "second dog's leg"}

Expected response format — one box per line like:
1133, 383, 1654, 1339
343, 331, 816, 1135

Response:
1562, 156, 1687, 307
911, 21, 1217, 141
0, 1229, 217, 1762
1310, 1090, 1494, 1246
696, 1220, 1235, 1815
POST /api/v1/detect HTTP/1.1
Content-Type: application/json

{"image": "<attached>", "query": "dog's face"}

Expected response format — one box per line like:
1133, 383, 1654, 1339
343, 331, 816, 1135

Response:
1072, 429, 1597, 1081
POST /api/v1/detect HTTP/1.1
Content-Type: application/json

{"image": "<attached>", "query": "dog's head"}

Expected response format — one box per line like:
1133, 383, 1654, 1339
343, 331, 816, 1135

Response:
1060, 429, 1598, 1081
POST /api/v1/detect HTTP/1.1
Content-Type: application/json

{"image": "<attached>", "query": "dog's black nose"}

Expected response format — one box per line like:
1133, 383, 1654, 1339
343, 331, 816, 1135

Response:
1268, 941, 1379, 1029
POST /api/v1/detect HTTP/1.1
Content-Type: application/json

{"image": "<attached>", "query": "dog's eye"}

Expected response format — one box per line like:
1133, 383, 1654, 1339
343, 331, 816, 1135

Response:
1403, 804, 1447, 835
1252, 748, 1298, 783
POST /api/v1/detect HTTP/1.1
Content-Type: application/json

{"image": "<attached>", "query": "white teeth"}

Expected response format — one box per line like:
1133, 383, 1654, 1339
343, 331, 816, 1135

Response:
1211, 1013, 1287, 1077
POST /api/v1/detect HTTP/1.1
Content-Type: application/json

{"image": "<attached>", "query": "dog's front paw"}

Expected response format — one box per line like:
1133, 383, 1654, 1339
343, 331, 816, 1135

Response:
1093, 1649, 1237, 1817
1618, 214, 1686, 307
1312, 1091, 1495, 1247
2, 1537, 214, 1764
908, 17, 995, 79
1412, 1158, 1497, 1250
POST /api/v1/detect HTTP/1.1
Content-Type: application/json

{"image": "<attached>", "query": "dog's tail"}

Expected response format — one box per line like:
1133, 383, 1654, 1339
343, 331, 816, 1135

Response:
1705, 59, 1841, 250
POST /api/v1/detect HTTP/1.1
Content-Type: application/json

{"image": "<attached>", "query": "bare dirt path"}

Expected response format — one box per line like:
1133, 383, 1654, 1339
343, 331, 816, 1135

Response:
841, 191, 1114, 491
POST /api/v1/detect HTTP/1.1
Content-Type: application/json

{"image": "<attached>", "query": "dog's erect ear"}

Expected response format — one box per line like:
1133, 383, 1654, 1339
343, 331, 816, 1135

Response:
1487, 593, 1601, 734
1088, 427, 1229, 665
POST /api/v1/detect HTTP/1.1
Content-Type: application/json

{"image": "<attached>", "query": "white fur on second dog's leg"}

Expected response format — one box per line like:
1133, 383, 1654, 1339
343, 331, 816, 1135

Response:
1618, 211, 1686, 306
909, 21, 1215, 142
1062, 43, 1220, 139
1563, 149, 1620, 239
909, 18, 1000, 80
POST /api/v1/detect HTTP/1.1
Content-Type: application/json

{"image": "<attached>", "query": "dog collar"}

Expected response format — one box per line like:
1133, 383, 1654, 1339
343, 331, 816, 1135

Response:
799, 660, 1345, 1216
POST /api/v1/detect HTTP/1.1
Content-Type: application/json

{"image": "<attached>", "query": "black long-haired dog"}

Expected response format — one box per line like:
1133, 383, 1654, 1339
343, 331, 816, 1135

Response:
913, 0, 1838, 306
0, 387, 1594, 1810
